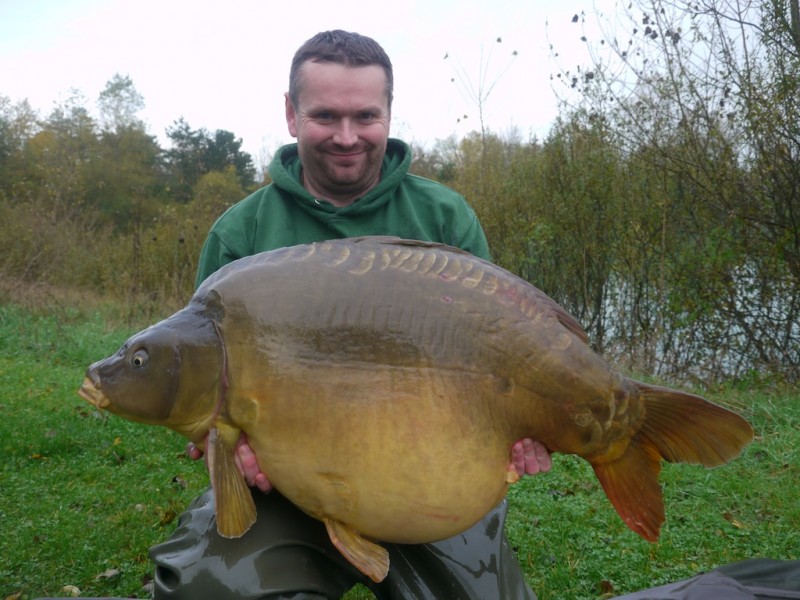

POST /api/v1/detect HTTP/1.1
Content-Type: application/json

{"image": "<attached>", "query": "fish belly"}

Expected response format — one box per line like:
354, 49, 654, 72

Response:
235, 363, 514, 543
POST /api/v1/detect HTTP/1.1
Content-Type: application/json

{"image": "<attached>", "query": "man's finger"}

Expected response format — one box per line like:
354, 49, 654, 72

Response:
511, 440, 526, 477
234, 437, 273, 493
186, 441, 203, 461
524, 439, 552, 474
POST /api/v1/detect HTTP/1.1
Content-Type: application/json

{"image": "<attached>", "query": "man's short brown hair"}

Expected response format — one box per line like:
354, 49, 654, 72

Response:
288, 30, 394, 110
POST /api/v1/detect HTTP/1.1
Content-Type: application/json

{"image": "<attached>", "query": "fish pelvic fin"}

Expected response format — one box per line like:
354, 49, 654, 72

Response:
324, 518, 390, 583
208, 424, 257, 538
592, 382, 754, 542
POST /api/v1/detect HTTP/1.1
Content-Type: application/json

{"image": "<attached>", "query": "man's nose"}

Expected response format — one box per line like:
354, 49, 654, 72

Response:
333, 119, 358, 147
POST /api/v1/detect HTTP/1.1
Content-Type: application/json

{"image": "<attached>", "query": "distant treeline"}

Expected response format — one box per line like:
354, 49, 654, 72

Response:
2, 0, 798, 385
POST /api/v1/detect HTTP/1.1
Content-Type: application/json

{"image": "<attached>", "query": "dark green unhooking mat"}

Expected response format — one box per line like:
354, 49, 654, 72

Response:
34, 559, 800, 599
610, 559, 800, 600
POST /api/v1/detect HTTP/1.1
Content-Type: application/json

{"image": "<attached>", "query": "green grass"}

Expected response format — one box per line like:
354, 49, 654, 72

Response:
505, 397, 800, 599
1, 297, 797, 599
0, 301, 208, 599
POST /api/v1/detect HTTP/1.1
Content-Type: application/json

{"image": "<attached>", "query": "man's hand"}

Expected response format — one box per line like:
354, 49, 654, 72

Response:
510, 438, 552, 477
186, 434, 273, 494
188, 435, 550, 493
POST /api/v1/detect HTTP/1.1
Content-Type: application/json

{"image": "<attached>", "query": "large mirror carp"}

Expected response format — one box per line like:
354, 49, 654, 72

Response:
79, 236, 753, 582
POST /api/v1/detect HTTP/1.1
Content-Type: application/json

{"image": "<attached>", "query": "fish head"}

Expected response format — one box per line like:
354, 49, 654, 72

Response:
78, 306, 224, 436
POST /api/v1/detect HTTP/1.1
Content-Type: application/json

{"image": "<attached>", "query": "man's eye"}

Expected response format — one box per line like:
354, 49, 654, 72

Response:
314, 112, 334, 121
358, 112, 376, 121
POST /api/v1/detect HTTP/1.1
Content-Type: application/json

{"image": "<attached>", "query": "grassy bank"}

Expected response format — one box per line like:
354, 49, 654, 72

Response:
1, 294, 797, 599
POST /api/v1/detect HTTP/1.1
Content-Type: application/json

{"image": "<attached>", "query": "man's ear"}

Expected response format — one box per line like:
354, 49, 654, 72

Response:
285, 93, 298, 138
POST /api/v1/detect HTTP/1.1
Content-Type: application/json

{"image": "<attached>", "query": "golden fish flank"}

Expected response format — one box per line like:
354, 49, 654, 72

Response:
79, 236, 754, 583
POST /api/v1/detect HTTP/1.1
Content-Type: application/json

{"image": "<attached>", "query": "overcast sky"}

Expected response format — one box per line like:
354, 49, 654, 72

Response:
0, 0, 615, 161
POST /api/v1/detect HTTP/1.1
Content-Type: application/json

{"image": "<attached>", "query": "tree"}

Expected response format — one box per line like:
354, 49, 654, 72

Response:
446, 36, 519, 172
549, 0, 800, 382
164, 119, 256, 202
97, 73, 145, 132
206, 129, 257, 190
0, 96, 38, 199
0, 92, 106, 284
23, 91, 99, 222
88, 126, 164, 232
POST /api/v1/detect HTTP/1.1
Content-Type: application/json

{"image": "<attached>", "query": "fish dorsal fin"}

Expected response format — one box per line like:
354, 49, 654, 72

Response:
518, 284, 590, 345
347, 237, 592, 344
549, 301, 590, 345
207, 424, 257, 538
348, 236, 470, 255
324, 518, 390, 583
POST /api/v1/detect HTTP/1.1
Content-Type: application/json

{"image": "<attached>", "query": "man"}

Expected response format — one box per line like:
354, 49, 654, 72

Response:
150, 30, 551, 600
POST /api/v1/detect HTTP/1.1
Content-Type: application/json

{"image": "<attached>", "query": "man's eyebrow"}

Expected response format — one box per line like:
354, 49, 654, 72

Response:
303, 101, 387, 113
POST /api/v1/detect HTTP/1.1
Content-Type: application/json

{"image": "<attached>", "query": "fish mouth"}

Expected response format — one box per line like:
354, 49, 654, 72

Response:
78, 376, 111, 409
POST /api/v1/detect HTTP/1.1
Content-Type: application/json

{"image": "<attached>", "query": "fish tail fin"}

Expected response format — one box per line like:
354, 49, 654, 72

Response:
592, 434, 665, 541
636, 383, 754, 467
592, 382, 753, 542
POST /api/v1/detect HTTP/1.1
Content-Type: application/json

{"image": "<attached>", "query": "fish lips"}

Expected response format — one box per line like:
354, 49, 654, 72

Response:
78, 374, 111, 409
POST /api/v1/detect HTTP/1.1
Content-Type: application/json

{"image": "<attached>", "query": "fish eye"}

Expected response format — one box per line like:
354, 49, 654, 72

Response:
131, 348, 149, 368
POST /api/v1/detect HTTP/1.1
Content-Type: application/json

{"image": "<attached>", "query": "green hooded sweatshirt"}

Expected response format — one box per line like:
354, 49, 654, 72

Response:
195, 138, 490, 287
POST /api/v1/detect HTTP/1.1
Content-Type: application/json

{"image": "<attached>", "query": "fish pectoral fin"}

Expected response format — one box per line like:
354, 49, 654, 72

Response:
592, 439, 664, 543
324, 518, 389, 583
208, 425, 257, 538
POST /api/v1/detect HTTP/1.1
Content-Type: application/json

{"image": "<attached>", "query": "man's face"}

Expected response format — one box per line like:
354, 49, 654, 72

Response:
285, 61, 391, 206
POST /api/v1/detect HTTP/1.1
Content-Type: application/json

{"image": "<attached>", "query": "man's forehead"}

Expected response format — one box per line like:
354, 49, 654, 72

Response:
299, 59, 386, 78
296, 61, 389, 106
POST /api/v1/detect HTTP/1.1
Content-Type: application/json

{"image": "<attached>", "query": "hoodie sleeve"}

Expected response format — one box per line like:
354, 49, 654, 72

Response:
195, 230, 242, 289
455, 211, 492, 261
